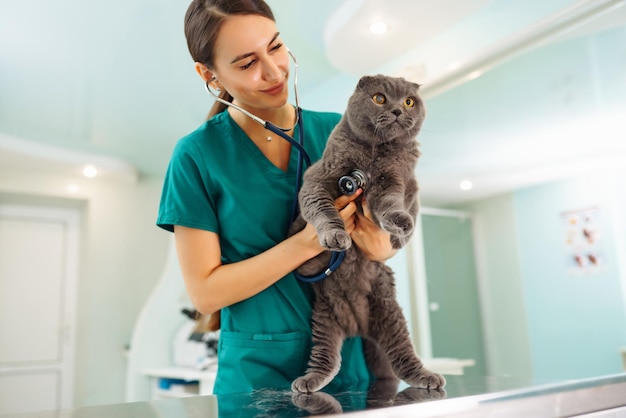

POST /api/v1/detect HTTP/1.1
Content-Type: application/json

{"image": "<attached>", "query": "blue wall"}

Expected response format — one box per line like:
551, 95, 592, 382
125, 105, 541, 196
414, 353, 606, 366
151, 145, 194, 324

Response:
514, 172, 626, 380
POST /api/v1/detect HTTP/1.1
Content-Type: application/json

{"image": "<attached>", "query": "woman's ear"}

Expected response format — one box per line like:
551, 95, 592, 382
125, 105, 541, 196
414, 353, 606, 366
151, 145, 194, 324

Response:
194, 62, 215, 83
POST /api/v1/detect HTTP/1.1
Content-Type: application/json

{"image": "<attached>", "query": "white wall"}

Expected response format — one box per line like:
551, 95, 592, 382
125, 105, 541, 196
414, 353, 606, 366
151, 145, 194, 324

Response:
0, 169, 170, 407
460, 194, 533, 380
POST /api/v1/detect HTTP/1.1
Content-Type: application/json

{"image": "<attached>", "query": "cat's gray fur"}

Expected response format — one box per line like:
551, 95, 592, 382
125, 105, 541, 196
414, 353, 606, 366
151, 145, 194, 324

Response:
290, 74, 446, 394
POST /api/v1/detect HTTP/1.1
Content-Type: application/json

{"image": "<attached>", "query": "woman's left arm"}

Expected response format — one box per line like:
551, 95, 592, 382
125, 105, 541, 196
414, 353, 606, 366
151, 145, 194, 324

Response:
350, 198, 398, 262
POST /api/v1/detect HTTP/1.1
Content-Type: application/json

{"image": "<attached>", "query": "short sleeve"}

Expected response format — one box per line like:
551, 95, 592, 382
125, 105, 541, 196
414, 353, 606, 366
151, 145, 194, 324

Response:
156, 137, 219, 233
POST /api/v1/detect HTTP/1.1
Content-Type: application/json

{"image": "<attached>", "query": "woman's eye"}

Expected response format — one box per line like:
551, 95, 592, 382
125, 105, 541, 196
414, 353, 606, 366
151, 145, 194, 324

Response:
240, 43, 283, 70
372, 93, 386, 104
404, 97, 416, 108
240, 60, 256, 70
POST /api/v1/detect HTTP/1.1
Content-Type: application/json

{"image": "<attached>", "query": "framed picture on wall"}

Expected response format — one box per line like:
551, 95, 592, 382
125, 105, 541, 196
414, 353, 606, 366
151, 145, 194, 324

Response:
562, 206, 604, 275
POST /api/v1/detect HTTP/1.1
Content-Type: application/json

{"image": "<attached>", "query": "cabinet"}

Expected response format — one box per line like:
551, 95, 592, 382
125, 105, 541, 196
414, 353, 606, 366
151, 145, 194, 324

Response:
143, 366, 217, 399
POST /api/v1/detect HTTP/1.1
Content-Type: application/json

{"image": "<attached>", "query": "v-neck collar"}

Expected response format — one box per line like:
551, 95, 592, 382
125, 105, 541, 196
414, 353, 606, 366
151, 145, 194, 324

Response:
224, 111, 300, 178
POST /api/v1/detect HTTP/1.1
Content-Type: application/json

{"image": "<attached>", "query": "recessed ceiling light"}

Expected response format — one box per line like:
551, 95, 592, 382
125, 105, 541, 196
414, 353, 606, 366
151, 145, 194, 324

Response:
460, 180, 473, 191
83, 164, 98, 178
369, 20, 388, 35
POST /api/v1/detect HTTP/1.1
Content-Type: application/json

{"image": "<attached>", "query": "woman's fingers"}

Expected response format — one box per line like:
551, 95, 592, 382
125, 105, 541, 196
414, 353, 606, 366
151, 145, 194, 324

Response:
360, 195, 373, 220
336, 189, 362, 234
343, 209, 356, 234
338, 201, 357, 222
334, 188, 362, 210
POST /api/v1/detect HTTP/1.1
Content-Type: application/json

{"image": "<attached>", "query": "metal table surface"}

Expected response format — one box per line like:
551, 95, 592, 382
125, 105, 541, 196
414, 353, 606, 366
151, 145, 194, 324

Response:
3, 373, 626, 418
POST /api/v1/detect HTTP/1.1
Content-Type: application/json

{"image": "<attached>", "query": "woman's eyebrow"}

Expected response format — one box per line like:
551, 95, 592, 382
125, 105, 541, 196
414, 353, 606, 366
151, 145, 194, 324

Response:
229, 32, 281, 64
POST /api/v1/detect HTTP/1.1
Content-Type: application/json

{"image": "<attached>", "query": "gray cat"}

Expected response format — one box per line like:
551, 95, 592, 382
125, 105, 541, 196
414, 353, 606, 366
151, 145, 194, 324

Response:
290, 74, 446, 393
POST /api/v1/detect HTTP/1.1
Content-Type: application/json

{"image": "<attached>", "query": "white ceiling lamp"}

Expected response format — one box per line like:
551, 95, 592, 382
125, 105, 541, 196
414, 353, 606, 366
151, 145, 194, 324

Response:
83, 164, 98, 178
369, 20, 388, 35
460, 179, 474, 191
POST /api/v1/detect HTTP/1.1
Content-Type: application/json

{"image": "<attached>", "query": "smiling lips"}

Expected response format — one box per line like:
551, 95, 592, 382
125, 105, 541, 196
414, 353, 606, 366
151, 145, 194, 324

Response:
262, 82, 285, 95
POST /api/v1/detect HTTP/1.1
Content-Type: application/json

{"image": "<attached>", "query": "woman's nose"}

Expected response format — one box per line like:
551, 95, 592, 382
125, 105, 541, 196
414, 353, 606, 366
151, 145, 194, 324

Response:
262, 57, 283, 82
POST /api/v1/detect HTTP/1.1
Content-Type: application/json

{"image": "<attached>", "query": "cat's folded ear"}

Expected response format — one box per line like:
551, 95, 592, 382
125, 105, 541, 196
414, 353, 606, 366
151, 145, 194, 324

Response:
358, 75, 375, 89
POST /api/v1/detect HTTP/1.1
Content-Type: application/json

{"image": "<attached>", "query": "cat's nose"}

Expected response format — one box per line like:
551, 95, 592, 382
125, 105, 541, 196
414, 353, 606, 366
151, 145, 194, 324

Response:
391, 109, 402, 116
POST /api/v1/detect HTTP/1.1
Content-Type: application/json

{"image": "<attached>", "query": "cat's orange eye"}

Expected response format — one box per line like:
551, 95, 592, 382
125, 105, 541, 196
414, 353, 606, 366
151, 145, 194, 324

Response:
404, 97, 416, 108
372, 93, 386, 105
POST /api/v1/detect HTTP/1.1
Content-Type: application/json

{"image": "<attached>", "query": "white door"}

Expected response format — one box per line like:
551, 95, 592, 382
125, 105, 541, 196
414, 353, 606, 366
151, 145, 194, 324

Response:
0, 204, 80, 415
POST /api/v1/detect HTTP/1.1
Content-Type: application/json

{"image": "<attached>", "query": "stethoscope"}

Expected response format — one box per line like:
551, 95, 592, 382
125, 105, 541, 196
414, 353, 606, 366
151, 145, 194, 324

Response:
204, 49, 345, 283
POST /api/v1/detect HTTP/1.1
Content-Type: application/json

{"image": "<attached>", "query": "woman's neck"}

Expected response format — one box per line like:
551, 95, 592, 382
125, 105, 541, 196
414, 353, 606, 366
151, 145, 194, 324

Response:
227, 102, 295, 171
228, 103, 296, 143
228, 103, 295, 131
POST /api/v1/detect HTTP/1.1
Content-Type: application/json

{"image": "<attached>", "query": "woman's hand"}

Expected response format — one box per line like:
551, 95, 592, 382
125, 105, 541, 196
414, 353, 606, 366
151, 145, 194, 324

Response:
335, 190, 361, 235
350, 194, 397, 262
295, 191, 361, 255
294, 190, 395, 261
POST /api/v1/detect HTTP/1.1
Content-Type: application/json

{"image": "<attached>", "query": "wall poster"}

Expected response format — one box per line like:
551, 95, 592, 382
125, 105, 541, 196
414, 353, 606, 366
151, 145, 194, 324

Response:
561, 206, 604, 275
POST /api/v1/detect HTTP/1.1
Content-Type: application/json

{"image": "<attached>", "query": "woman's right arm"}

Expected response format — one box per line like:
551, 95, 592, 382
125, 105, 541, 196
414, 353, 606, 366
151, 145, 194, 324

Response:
174, 195, 360, 315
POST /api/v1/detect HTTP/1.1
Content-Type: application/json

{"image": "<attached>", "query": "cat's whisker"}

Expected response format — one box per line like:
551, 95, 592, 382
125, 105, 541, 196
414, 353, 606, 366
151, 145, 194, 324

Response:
374, 125, 381, 138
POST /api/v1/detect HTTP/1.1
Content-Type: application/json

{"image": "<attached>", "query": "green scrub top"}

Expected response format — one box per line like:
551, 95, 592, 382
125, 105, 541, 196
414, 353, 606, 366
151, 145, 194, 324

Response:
157, 109, 372, 395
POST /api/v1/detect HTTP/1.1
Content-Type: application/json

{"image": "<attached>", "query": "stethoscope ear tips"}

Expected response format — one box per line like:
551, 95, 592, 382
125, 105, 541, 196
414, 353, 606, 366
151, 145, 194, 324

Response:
205, 79, 221, 94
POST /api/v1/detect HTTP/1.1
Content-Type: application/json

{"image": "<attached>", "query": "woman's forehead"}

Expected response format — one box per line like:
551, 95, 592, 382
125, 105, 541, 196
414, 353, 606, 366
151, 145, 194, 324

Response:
214, 15, 279, 63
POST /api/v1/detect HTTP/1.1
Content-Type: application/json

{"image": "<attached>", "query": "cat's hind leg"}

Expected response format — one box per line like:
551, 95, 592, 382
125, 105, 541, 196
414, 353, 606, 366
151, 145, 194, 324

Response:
292, 309, 345, 393
368, 287, 445, 389
361, 336, 397, 381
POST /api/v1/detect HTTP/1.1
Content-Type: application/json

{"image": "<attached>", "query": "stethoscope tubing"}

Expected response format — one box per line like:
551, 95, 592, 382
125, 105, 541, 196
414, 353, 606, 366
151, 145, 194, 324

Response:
293, 250, 346, 283
264, 117, 311, 167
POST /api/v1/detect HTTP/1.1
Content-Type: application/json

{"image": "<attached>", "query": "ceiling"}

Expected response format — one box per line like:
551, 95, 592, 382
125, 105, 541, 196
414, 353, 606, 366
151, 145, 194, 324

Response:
1, 0, 625, 205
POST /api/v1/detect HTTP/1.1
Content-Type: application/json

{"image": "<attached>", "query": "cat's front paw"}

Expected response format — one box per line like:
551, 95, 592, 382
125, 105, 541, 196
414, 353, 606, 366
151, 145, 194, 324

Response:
381, 211, 414, 237
319, 229, 351, 251
292, 372, 333, 394
404, 369, 446, 390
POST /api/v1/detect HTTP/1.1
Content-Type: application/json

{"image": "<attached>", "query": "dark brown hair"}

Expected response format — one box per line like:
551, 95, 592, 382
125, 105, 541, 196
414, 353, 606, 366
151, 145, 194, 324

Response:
184, 0, 275, 118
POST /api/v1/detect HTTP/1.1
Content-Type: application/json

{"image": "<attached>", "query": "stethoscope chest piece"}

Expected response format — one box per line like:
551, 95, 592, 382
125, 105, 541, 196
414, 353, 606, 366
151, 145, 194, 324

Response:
338, 169, 368, 196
